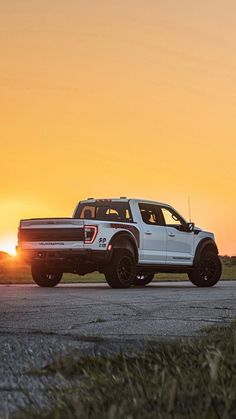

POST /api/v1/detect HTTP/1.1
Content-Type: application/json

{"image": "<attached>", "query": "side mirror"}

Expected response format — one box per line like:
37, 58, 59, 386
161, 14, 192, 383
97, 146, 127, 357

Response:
187, 222, 195, 232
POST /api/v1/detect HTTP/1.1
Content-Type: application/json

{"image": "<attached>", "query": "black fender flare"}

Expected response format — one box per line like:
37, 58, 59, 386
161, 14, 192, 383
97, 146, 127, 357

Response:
108, 231, 139, 263
193, 238, 219, 266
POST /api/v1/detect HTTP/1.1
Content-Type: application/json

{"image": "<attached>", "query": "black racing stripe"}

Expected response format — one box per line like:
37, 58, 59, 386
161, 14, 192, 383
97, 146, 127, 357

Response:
110, 223, 140, 247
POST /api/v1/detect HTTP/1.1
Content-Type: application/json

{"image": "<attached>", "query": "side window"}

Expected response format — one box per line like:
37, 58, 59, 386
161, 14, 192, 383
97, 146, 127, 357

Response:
139, 203, 163, 226
161, 207, 188, 232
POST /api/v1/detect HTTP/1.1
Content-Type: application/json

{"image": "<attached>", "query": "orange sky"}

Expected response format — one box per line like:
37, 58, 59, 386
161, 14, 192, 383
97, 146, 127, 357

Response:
0, 0, 235, 255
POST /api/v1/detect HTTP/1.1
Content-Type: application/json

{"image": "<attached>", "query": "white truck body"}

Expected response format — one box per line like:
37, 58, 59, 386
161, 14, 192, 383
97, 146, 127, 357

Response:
17, 198, 221, 288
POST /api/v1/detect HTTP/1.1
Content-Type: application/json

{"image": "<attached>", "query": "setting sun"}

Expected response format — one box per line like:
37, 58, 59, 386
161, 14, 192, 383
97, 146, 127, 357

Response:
0, 237, 17, 256
0, 1, 235, 255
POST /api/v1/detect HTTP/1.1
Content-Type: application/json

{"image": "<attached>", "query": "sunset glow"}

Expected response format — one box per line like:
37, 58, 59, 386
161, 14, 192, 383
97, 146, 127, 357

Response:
0, 1, 235, 255
0, 237, 17, 256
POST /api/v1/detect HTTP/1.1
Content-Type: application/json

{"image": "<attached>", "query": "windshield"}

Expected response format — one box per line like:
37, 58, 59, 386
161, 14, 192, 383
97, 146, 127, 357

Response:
74, 201, 133, 223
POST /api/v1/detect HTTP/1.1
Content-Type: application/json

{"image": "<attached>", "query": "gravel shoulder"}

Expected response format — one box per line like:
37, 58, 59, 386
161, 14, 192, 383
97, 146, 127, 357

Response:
0, 281, 236, 417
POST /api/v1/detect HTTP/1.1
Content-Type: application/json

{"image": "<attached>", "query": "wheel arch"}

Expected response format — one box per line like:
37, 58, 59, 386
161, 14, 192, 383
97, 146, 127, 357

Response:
193, 238, 219, 265
108, 231, 139, 263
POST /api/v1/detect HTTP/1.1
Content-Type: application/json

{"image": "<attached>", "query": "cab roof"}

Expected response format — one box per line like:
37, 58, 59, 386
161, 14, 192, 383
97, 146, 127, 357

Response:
79, 197, 169, 207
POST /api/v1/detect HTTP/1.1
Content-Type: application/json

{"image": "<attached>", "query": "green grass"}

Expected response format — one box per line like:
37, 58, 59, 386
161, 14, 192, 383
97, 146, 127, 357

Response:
17, 322, 236, 419
0, 260, 236, 284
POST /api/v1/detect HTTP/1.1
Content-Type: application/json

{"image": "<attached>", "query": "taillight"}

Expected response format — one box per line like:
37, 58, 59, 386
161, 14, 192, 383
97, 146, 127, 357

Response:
84, 225, 98, 244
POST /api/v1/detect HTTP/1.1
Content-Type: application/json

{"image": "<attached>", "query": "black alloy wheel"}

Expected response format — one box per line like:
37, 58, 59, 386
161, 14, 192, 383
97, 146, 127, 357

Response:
133, 274, 154, 286
31, 262, 63, 287
117, 255, 134, 284
104, 249, 136, 288
188, 251, 222, 287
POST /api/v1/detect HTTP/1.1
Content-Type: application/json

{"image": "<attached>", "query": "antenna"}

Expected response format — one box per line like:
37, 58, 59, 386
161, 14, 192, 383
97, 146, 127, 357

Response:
188, 196, 192, 222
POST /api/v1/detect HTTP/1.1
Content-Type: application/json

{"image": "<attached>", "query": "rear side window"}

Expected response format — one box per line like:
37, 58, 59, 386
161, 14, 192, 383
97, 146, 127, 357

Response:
74, 201, 133, 222
138, 203, 163, 226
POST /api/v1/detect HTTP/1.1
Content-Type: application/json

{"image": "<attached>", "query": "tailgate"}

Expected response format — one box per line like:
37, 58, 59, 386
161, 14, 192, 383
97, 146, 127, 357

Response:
18, 218, 85, 250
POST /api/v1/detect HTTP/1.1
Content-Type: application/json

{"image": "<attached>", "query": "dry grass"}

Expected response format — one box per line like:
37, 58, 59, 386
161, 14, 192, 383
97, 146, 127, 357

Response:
17, 322, 236, 419
0, 258, 235, 284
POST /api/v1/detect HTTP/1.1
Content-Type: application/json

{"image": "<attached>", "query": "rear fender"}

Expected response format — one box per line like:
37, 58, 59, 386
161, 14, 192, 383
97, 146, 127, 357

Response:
109, 232, 139, 263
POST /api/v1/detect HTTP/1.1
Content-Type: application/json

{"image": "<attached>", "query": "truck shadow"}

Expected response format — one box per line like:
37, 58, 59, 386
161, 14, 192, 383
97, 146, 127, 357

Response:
50, 282, 222, 290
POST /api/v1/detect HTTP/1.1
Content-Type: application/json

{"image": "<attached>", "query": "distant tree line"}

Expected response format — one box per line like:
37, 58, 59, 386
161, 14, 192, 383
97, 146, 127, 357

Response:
220, 255, 236, 265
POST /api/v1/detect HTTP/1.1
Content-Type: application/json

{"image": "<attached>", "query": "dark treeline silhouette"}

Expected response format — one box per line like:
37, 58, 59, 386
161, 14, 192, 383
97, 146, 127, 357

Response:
221, 255, 236, 265
0, 251, 10, 261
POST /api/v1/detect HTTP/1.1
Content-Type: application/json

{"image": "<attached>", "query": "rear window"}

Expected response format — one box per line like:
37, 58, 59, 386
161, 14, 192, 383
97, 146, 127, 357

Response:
74, 201, 133, 223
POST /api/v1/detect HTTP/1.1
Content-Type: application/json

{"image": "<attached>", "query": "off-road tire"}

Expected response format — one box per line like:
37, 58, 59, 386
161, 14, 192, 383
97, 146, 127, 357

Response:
104, 249, 136, 288
188, 251, 222, 287
31, 263, 63, 287
133, 274, 154, 287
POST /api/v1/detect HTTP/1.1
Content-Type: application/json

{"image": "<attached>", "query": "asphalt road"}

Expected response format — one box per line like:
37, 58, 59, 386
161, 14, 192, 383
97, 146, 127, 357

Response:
0, 281, 236, 417
1, 281, 236, 340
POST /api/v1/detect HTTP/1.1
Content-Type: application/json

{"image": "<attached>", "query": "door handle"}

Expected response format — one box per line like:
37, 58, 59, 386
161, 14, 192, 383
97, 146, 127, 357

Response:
145, 231, 152, 235
168, 232, 175, 237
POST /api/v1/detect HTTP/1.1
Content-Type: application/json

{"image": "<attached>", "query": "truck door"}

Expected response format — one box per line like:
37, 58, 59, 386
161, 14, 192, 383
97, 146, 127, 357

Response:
160, 206, 194, 265
137, 203, 167, 264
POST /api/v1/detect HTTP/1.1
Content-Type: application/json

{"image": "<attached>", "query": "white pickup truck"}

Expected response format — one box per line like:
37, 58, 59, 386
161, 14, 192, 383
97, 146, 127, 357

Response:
17, 198, 221, 288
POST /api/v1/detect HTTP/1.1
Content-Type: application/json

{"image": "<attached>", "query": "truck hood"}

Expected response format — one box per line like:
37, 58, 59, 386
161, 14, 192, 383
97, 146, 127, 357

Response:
195, 227, 215, 240
194, 226, 202, 232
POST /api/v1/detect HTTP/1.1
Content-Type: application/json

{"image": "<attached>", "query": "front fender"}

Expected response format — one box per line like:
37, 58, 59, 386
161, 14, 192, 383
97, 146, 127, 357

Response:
193, 238, 219, 265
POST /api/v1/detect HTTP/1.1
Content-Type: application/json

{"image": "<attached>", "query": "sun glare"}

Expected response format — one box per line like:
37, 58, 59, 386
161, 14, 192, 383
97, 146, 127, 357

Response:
0, 237, 17, 256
